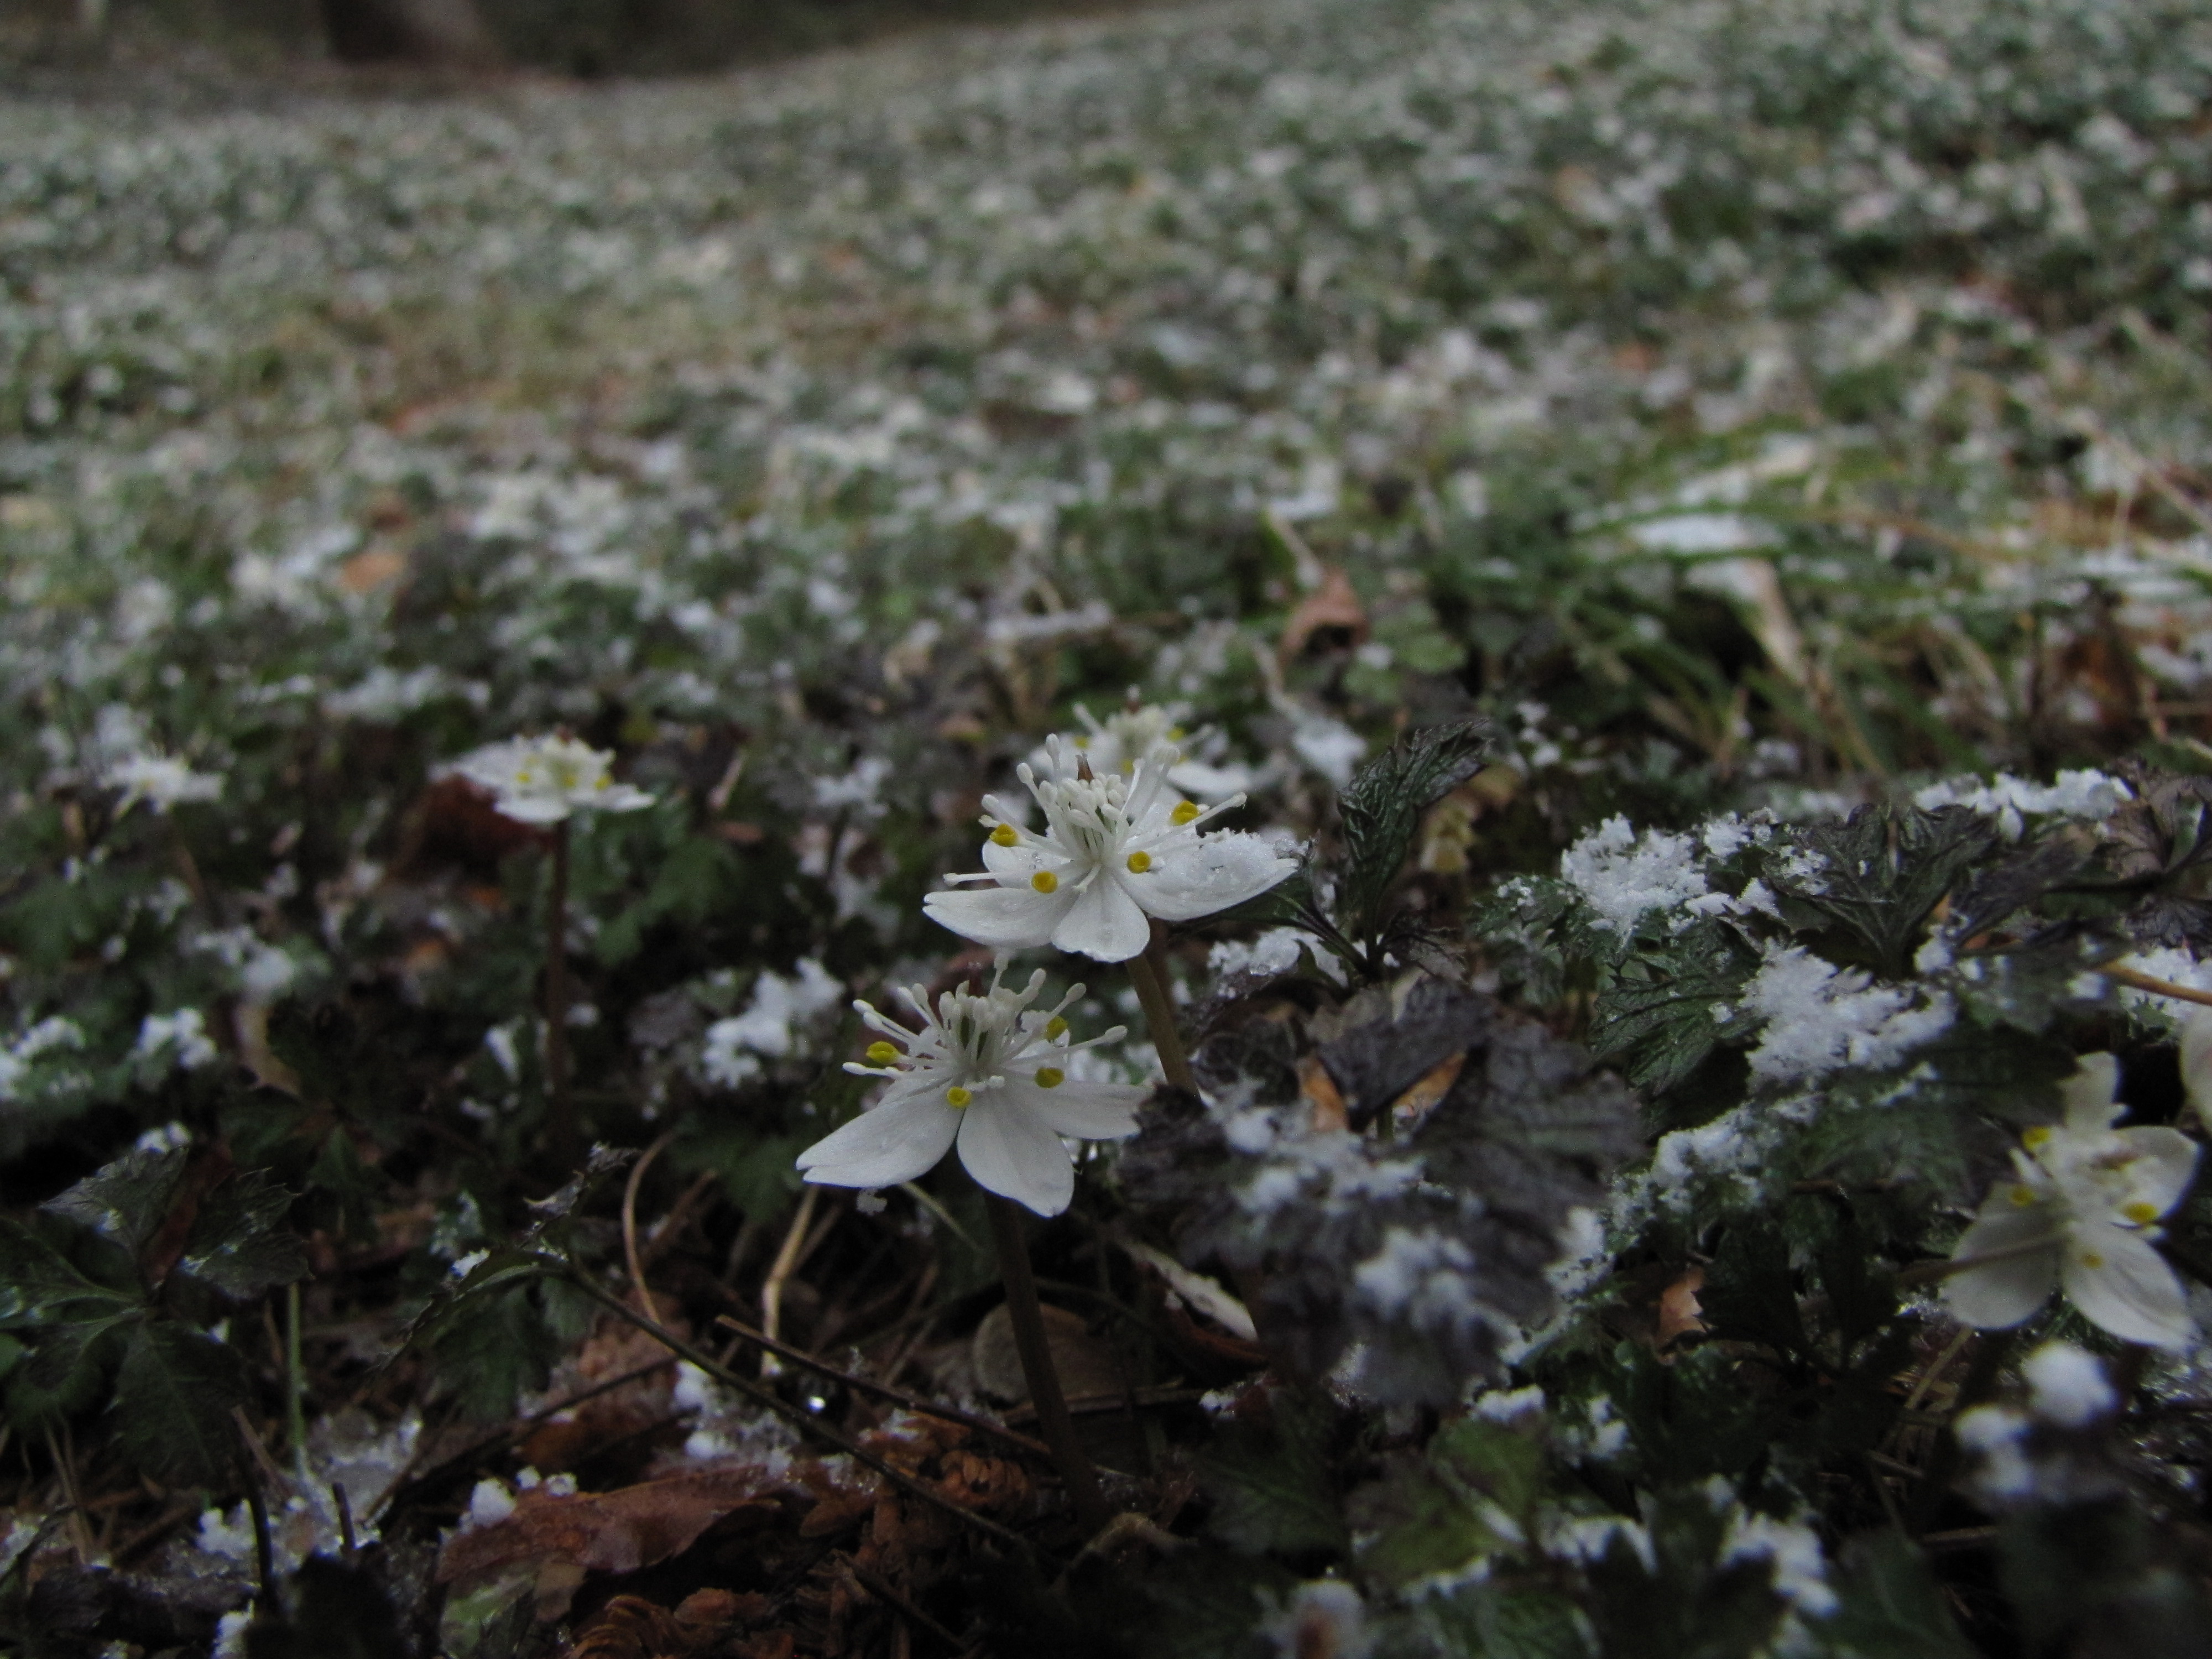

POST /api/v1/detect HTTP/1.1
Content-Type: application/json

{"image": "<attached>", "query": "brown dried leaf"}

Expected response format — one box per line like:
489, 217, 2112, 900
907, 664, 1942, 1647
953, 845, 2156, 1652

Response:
1279, 566, 1370, 662
1387, 1051, 1465, 1132
969, 1303, 1123, 1404
437, 1468, 787, 1587
1298, 1053, 1348, 1133
1656, 1265, 1707, 1355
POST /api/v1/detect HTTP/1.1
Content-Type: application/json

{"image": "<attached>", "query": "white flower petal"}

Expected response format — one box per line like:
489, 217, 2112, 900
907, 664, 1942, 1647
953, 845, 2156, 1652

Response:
1013, 1076, 1146, 1140
2061, 1221, 2196, 1349
2060, 1053, 2122, 1133
2112, 1125, 2201, 1220
1051, 875, 1152, 962
981, 839, 1058, 881
1942, 1206, 2060, 1330
957, 1097, 1076, 1215
2182, 1008, 2212, 1132
1131, 831, 1296, 923
495, 798, 571, 826
798, 1095, 960, 1190
924, 883, 1072, 950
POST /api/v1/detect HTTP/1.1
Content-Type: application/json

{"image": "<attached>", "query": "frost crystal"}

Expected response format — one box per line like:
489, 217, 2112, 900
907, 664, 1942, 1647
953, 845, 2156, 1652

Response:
1740, 945, 1952, 1083
1559, 816, 1707, 932
1721, 1510, 1838, 1619
1912, 769, 2131, 839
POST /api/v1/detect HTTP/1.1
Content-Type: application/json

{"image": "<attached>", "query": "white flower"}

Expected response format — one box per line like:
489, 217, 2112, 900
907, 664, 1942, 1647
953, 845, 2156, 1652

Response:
107, 753, 223, 813
924, 740, 1295, 963
1034, 699, 1248, 800
2178, 1005, 2212, 1132
1944, 1054, 2200, 1348
795, 967, 1145, 1216
447, 734, 654, 826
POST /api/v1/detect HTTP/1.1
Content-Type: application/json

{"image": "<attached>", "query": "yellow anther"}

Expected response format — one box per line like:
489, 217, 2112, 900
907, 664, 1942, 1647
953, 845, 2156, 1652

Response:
865, 1041, 900, 1063
946, 1086, 973, 1108
2023, 1125, 2053, 1151
1045, 1015, 1068, 1041
1074, 736, 1089, 749
2123, 1200, 2159, 1225
1035, 1067, 1065, 1088
2007, 1184, 2038, 1208
991, 823, 1019, 847
596, 775, 609, 789
1171, 801, 1199, 825
1031, 871, 1058, 894
1126, 850, 1152, 873
2079, 1250, 2105, 1270
517, 770, 534, 785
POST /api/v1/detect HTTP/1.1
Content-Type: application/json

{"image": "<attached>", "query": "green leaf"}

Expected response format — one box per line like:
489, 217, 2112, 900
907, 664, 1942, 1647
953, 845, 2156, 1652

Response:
429, 1282, 564, 1421
1768, 807, 1997, 980
176, 1170, 309, 1301
1423, 1582, 1595, 1659
112, 1319, 248, 1488
1809, 1530, 1975, 1659
1592, 920, 1761, 1094
1200, 1391, 1345, 1557
1335, 718, 1494, 946
41, 1146, 188, 1264
0, 1218, 138, 1327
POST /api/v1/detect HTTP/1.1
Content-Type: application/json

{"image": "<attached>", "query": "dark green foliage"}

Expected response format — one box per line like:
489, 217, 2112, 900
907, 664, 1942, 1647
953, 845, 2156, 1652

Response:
1331, 719, 1495, 958
1769, 807, 1999, 980
1200, 1391, 1346, 1558
1812, 1531, 1976, 1659
112, 1320, 248, 1488
244, 1555, 411, 1659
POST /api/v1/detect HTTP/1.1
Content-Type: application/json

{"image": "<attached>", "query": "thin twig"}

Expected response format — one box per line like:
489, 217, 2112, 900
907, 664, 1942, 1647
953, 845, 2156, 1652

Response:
1905, 1328, 1976, 1415
1893, 1234, 2062, 1288
712, 1314, 1052, 1459
623, 1129, 679, 1327
2096, 963, 2212, 1010
762, 1186, 822, 1378
984, 1193, 1112, 1535
555, 1267, 1049, 1560
333, 1483, 357, 1560
848, 1558, 969, 1652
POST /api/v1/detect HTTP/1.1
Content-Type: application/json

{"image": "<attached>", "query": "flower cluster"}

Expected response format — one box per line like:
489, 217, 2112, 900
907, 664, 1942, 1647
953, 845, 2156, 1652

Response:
923, 738, 1295, 964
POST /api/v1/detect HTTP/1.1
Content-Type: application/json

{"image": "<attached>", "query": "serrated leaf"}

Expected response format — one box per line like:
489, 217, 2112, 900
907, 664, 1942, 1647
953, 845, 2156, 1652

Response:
41, 1146, 188, 1264
1425, 1582, 1594, 1659
430, 1282, 564, 1421
176, 1170, 308, 1301
1592, 921, 1761, 1094
113, 1320, 247, 1488
1200, 1393, 1345, 1557
1768, 807, 1997, 980
1808, 1530, 1976, 1659
1349, 1452, 1510, 1587
1336, 718, 1494, 945
0, 1218, 138, 1327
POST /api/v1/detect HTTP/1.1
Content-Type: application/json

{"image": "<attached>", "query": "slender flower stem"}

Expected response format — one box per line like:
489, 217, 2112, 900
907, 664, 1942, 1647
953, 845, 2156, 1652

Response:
545, 819, 577, 1167
284, 1280, 309, 1479
2098, 963, 2212, 1010
1127, 932, 1196, 1093
983, 1191, 1113, 1534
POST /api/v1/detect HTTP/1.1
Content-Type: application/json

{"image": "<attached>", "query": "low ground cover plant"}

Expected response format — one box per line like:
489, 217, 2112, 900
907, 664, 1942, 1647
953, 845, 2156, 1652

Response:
8, 0, 2212, 1652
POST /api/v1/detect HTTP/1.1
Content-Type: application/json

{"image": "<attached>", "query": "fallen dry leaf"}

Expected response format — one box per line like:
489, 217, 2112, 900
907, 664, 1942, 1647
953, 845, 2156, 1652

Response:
1298, 1053, 1348, 1133
970, 1302, 1123, 1403
1387, 1050, 1465, 1131
1656, 1265, 1708, 1355
1278, 566, 1369, 663
437, 1467, 790, 1589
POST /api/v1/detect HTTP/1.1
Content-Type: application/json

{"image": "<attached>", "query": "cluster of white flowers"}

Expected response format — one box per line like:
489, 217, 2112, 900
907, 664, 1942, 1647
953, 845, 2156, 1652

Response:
697, 959, 844, 1090
797, 717, 1294, 1213
924, 738, 1294, 966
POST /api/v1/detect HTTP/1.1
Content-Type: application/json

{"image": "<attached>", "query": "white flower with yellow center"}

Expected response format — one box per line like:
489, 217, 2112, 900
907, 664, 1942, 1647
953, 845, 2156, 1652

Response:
1030, 700, 1250, 801
924, 740, 1295, 963
1944, 1054, 2199, 1349
449, 734, 655, 827
796, 968, 1146, 1216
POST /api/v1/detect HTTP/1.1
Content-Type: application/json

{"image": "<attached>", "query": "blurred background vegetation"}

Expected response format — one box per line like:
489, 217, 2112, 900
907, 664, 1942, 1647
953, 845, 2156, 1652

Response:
2, 0, 1145, 79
